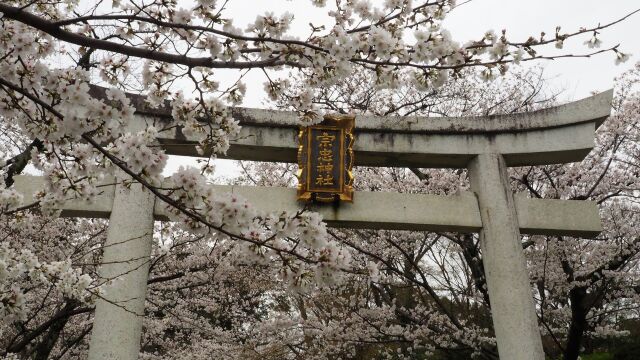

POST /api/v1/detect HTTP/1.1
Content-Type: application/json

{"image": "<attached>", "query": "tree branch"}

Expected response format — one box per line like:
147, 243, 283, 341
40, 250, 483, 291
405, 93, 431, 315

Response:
0, 4, 301, 69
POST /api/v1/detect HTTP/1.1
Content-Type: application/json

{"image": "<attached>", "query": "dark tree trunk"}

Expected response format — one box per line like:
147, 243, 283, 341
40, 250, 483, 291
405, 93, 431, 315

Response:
563, 287, 587, 360
6, 301, 91, 358
32, 314, 69, 360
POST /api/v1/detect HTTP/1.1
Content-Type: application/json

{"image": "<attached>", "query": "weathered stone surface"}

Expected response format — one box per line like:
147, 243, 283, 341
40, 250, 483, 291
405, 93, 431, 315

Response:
88, 85, 613, 168
87, 177, 155, 360
14, 175, 602, 237
468, 153, 546, 360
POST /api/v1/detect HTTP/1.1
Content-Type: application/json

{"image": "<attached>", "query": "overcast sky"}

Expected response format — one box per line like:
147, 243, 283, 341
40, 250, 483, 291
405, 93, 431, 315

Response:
442, 0, 639, 100
168, 0, 640, 176
216, 0, 639, 105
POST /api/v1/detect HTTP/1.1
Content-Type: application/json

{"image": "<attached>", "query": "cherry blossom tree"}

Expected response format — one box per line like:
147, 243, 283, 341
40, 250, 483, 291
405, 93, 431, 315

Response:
0, 215, 105, 359
230, 65, 640, 360
0, 0, 638, 359
1, 64, 638, 360
516, 65, 640, 360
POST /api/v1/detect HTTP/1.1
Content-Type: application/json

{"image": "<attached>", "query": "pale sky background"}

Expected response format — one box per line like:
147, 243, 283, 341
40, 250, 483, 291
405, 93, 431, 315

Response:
163, 0, 640, 177
221, 0, 640, 105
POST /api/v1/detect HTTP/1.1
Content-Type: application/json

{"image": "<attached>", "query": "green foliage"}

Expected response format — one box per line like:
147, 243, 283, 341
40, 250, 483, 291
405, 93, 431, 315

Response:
428, 349, 474, 360
612, 342, 640, 360
582, 352, 613, 360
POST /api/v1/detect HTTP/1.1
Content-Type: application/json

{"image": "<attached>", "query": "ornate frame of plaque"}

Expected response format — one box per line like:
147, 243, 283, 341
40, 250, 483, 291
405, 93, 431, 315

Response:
297, 114, 355, 203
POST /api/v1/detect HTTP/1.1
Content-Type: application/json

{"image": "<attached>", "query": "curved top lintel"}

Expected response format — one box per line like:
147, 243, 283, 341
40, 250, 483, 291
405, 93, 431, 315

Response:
355, 89, 613, 134
230, 89, 613, 134
89, 85, 612, 135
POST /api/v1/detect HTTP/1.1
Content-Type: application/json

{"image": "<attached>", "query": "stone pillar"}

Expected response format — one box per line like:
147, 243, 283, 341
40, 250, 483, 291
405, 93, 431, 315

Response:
88, 175, 156, 359
467, 153, 545, 360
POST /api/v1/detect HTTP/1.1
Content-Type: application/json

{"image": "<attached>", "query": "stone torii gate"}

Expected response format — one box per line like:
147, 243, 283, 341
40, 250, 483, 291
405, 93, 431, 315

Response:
14, 88, 612, 360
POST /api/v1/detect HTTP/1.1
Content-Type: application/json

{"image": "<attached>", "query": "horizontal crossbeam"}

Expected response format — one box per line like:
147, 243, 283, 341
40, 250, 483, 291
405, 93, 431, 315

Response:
14, 176, 602, 237
89, 86, 613, 168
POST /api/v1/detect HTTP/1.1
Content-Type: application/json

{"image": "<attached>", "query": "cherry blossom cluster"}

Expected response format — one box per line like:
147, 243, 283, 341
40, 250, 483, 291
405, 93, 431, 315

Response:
0, 212, 105, 357
170, 95, 241, 156
0, 237, 97, 325
0, 187, 22, 212
165, 166, 351, 289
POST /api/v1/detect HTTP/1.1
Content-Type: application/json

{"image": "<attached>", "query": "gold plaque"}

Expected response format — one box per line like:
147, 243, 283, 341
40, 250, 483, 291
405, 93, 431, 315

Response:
297, 114, 355, 203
